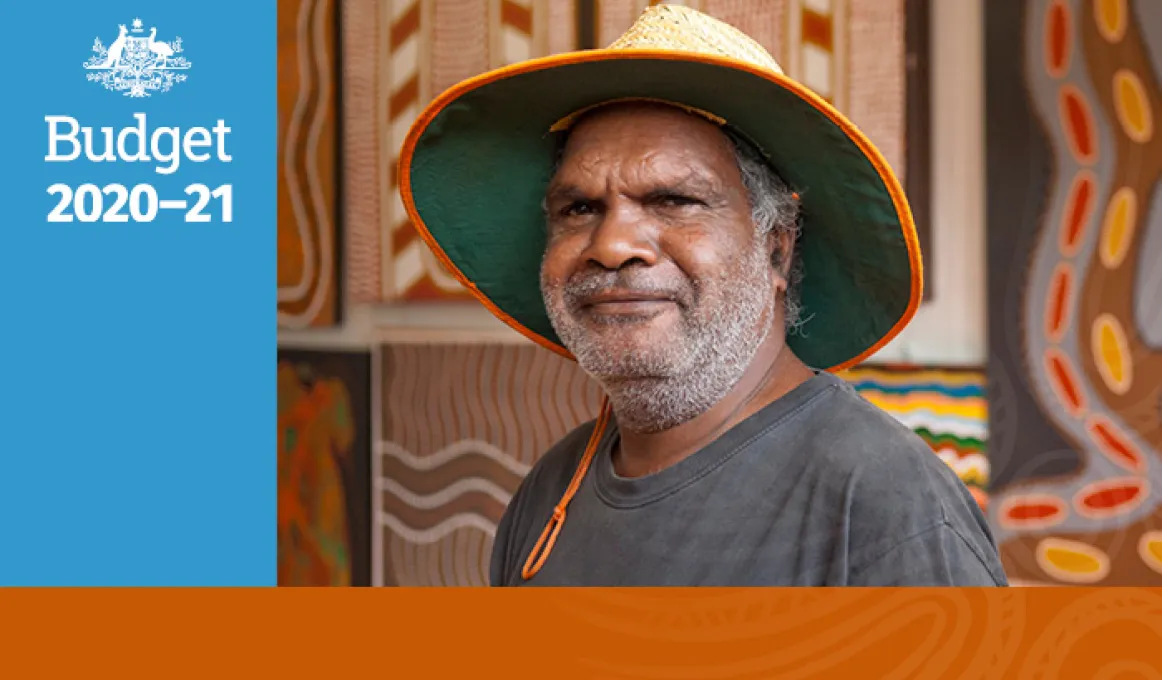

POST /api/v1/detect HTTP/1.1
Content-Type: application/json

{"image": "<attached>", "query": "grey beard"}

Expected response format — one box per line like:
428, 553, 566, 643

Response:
544, 242, 775, 434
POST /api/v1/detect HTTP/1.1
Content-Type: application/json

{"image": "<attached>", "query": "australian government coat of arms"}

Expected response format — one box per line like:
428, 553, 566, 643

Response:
84, 18, 191, 97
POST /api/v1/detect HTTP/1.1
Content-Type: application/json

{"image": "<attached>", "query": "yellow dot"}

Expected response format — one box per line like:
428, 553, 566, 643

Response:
1037, 537, 1110, 583
1113, 70, 1154, 143
1092, 313, 1133, 395
1139, 531, 1162, 574
1095, 0, 1127, 42
1100, 187, 1137, 269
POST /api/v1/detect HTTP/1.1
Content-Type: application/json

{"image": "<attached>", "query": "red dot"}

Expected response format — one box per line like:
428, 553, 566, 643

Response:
1061, 173, 1094, 254
1046, 349, 1086, 415
1081, 482, 1142, 511
1046, 264, 1073, 340
1008, 503, 1062, 521
1046, 1, 1071, 77
1089, 419, 1144, 472
1060, 86, 1097, 163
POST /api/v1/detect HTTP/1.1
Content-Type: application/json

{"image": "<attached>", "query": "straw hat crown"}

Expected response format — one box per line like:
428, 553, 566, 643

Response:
608, 4, 785, 75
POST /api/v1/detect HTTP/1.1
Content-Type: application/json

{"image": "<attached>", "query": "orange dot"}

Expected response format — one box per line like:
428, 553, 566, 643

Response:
1100, 187, 1138, 269
1092, 313, 1133, 394
1139, 531, 1162, 575
1037, 537, 1109, 583
1113, 69, 1154, 143
1095, 0, 1127, 43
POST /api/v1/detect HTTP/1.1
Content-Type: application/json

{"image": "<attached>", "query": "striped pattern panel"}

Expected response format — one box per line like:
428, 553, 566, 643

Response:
277, 0, 341, 328
385, 0, 443, 300
381, 0, 580, 301
845, 0, 904, 179
547, 0, 578, 53
838, 365, 990, 509
784, 0, 848, 110
339, 0, 383, 303
494, 0, 538, 66
375, 343, 604, 586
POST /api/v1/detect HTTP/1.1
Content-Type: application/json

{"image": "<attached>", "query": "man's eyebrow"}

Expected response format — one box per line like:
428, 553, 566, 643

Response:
544, 183, 591, 204
543, 171, 726, 205
646, 174, 721, 196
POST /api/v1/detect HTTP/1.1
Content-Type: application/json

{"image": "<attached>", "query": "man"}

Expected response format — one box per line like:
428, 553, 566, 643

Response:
399, 5, 1006, 586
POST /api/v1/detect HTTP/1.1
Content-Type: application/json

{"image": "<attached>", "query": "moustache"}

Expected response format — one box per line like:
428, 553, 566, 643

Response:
561, 267, 693, 308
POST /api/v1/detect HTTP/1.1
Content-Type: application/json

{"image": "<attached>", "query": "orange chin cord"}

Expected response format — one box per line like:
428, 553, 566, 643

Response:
521, 397, 612, 580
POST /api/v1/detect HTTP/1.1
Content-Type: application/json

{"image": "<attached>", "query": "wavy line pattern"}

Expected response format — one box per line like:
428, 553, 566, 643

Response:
277, 0, 340, 328
376, 342, 603, 586
988, 0, 1162, 585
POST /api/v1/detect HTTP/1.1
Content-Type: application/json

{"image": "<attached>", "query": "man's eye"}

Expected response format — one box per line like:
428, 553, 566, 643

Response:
561, 201, 595, 216
657, 194, 701, 207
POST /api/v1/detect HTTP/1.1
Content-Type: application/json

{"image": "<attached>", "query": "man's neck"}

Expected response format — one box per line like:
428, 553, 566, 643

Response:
610, 333, 814, 478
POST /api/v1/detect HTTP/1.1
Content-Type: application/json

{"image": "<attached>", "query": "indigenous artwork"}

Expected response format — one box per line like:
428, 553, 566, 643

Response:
277, 0, 342, 328
340, 0, 584, 303
341, 0, 909, 303
838, 365, 991, 510
375, 343, 603, 586
278, 349, 372, 586
985, 0, 1162, 585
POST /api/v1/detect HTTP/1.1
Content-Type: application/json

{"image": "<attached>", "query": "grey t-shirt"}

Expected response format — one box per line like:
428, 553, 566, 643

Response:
490, 371, 1008, 586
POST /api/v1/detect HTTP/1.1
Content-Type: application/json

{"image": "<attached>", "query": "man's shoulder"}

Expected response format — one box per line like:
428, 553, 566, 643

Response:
795, 375, 948, 477
795, 376, 1004, 583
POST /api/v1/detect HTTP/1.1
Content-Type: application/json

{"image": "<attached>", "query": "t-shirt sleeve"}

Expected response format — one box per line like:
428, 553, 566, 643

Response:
848, 521, 1008, 587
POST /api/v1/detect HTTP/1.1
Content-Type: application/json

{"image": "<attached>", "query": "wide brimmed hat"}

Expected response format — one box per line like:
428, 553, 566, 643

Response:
399, 4, 923, 371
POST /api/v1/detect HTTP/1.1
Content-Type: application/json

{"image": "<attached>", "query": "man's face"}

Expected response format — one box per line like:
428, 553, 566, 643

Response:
540, 103, 781, 429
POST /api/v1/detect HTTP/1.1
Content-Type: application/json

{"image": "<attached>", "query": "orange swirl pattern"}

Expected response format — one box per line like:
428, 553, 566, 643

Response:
8, 589, 1162, 676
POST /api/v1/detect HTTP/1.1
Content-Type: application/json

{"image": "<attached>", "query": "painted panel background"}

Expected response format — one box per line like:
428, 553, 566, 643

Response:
278, 0, 343, 328
278, 349, 372, 586
985, 0, 1162, 585
339, 0, 583, 304
375, 343, 604, 585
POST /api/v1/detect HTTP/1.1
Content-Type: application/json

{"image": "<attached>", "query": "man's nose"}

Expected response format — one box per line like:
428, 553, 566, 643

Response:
581, 200, 659, 270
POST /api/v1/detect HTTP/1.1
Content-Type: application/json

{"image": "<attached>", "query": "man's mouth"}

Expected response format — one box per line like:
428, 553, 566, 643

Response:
577, 290, 678, 317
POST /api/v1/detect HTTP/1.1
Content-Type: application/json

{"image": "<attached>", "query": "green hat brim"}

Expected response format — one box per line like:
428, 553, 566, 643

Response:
399, 49, 923, 371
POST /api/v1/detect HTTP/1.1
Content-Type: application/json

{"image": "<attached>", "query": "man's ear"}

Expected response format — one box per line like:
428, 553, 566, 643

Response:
768, 228, 795, 294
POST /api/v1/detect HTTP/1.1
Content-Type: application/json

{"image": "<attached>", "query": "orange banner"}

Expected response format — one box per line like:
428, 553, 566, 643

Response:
3, 588, 1161, 677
